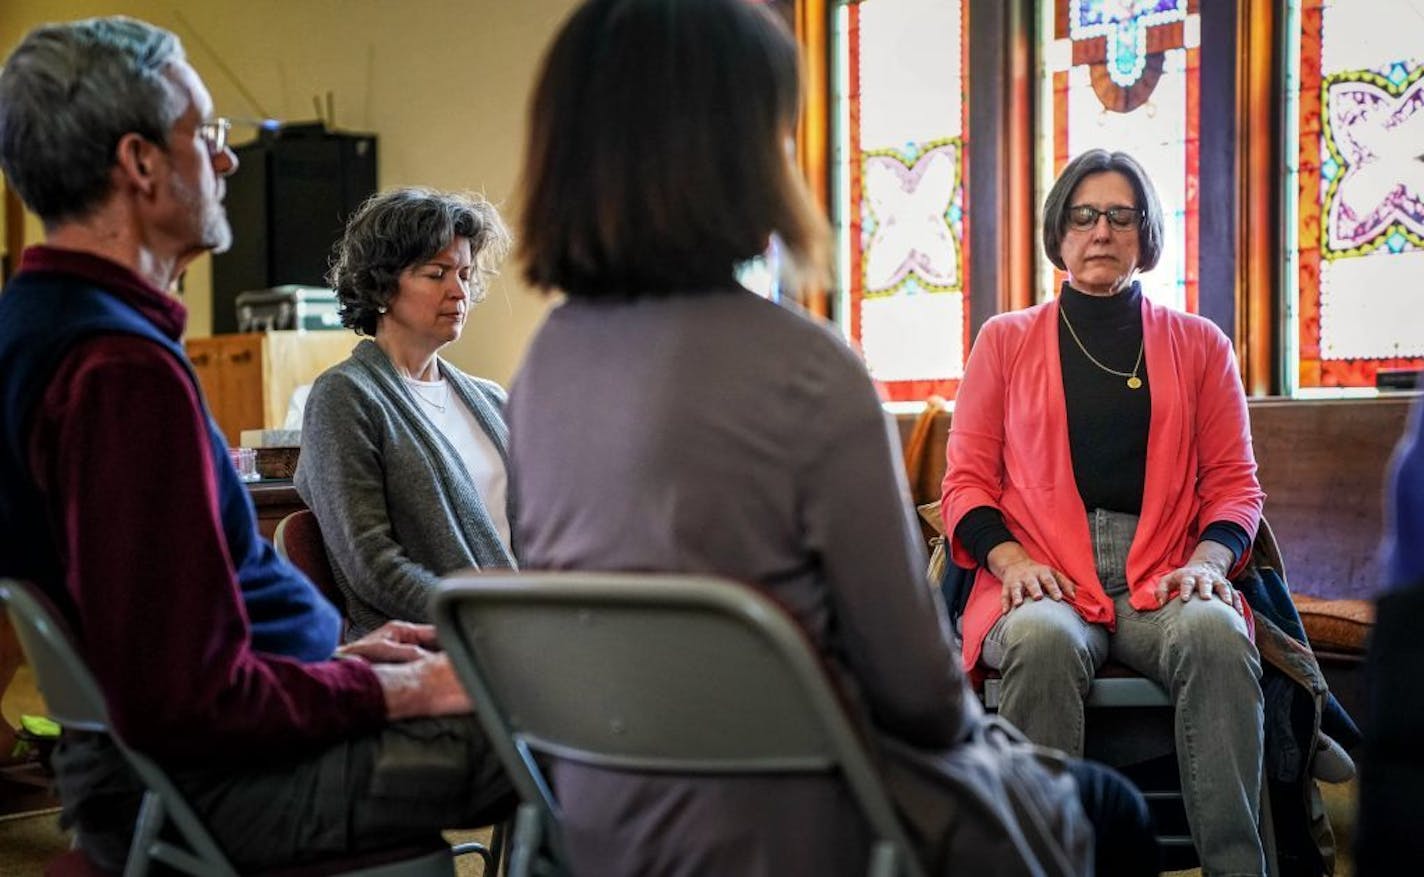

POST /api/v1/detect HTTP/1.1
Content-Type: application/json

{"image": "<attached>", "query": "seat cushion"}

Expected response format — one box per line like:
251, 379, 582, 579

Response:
1293, 595, 1374, 655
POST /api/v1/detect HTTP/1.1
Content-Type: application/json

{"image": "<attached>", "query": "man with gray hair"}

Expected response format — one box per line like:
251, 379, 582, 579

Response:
0, 16, 511, 870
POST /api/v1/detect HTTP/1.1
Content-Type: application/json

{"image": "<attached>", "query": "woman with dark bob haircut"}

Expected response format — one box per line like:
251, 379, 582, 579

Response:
942, 149, 1277, 873
295, 187, 516, 638
509, 3, 1153, 875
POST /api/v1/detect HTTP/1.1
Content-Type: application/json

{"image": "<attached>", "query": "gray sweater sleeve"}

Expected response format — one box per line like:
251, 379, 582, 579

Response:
800, 350, 976, 748
294, 369, 443, 630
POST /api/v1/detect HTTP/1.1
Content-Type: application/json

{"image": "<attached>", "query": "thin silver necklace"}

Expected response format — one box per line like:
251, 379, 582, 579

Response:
1059, 307, 1144, 390
409, 381, 449, 413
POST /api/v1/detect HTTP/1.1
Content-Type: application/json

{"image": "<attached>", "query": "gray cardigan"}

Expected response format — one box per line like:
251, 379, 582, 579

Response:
295, 339, 516, 638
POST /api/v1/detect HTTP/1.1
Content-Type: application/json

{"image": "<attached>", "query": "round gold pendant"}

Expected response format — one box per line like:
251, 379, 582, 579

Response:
1127, 376, 1143, 389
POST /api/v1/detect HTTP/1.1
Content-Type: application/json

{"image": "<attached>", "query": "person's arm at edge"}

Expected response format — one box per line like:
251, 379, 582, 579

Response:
803, 349, 972, 749
1383, 394, 1424, 589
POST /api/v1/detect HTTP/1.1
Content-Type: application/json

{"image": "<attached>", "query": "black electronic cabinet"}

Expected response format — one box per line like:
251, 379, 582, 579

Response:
212, 123, 376, 334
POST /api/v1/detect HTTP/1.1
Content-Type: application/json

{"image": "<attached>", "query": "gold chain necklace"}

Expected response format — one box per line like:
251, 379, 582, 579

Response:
1059, 307, 1144, 390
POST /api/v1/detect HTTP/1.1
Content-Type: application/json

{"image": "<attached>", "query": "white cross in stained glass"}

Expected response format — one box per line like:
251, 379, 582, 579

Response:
861, 142, 960, 295
1070, 0, 1187, 88
1322, 64, 1424, 255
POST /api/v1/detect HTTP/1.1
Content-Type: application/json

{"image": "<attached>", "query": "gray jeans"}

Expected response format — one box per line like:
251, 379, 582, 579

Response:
981, 509, 1265, 877
57, 716, 514, 871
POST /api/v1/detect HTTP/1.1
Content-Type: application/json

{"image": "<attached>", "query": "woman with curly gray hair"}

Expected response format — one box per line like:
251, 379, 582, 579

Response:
294, 187, 516, 638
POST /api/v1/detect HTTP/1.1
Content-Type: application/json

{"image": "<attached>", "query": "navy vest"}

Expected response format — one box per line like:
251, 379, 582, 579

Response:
0, 271, 341, 661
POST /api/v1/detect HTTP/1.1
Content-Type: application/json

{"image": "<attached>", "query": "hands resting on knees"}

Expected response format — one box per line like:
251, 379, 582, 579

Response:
1155, 539, 1243, 616
987, 538, 1243, 617
334, 620, 472, 720
987, 542, 1077, 614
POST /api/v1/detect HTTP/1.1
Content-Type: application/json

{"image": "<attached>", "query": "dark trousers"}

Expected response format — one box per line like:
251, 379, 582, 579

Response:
1067, 758, 1159, 877
57, 716, 514, 871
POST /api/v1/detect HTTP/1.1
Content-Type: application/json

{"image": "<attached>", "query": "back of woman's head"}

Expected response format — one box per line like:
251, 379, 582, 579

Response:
519, 0, 828, 299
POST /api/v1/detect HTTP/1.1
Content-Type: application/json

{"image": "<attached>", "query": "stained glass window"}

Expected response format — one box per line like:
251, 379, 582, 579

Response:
1289, 0, 1424, 389
1037, 0, 1200, 312
837, 0, 968, 403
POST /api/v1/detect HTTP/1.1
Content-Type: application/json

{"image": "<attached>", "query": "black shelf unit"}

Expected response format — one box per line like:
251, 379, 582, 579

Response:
212, 123, 376, 335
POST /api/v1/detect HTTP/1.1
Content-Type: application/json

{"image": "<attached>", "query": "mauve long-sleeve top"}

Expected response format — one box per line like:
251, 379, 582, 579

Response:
509, 288, 975, 875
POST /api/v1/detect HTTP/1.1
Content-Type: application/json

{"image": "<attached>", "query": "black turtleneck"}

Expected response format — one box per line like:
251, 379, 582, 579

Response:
1058, 281, 1151, 513
953, 281, 1248, 570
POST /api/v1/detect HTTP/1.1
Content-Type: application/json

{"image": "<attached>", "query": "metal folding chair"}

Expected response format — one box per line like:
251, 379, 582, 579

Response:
0, 578, 479, 877
433, 571, 926, 877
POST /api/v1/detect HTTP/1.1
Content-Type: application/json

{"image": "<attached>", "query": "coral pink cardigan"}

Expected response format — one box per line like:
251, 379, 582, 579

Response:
941, 295, 1264, 675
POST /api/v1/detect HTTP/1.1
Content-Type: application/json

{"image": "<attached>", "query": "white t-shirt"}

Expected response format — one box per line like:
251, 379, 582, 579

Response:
403, 375, 512, 550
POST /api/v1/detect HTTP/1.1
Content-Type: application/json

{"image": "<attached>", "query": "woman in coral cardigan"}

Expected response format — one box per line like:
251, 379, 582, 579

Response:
942, 149, 1267, 876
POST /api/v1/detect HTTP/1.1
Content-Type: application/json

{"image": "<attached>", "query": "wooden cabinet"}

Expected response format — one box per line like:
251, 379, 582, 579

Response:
185, 331, 354, 445
188, 333, 262, 445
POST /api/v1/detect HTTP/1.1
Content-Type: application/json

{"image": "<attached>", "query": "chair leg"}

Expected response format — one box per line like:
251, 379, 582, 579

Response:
506, 804, 543, 877
487, 820, 508, 876
124, 792, 165, 877
449, 840, 493, 872
867, 840, 899, 877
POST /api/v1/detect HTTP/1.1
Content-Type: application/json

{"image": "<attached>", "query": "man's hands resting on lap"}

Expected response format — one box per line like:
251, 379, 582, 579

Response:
335, 620, 473, 720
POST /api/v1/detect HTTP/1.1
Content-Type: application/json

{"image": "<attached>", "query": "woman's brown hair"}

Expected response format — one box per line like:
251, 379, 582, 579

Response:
518, 0, 829, 299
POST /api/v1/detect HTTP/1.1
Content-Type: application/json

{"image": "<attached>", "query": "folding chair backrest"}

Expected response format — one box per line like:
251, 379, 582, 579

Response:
0, 579, 108, 735
274, 509, 344, 615
433, 571, 923, 877
1, 578, 471, 877
0, 578, 237, 875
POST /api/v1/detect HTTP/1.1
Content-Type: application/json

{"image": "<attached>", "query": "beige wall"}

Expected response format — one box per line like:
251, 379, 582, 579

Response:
0, 0, 579, 384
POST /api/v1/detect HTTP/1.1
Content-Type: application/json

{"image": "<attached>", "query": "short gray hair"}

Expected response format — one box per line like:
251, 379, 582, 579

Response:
329, 187, 512, 336
1041, 149, 1164, 273
0, 16, 185, 225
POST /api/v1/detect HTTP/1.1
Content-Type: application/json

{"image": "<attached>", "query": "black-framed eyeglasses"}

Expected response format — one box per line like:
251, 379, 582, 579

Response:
196, 117, 231, 155
1066, 204, 1141, 231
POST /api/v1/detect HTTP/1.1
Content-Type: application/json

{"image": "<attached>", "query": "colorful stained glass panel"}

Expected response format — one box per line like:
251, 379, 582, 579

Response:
1039, 0, 1200, 313
1293, 0, 1424, 388
839, 0, 968, 403
1070, 0, 1187, 88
